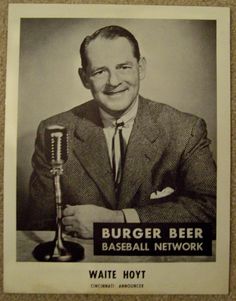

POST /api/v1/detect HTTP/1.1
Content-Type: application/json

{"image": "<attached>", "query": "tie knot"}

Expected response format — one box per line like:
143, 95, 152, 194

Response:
116, 121, 124, 129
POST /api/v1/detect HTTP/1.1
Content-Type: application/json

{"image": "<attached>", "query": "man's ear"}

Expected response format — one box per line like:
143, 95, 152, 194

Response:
138, 57, 146, 80
78, 68, 91, 89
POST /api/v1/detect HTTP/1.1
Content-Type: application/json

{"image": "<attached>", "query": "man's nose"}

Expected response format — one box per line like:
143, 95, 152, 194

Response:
107, 70, 121, 86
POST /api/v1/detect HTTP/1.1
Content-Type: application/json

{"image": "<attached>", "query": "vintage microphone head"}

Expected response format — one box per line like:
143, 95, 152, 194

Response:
45, 125, 68, 166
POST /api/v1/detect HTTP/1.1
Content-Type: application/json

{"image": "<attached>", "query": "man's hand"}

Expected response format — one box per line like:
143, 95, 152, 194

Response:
62, 204, 125, 238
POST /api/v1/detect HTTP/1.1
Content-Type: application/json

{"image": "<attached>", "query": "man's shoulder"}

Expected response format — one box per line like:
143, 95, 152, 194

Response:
40, 100, 96, 127
141, 97, 200, 126
140, 97, 207, 146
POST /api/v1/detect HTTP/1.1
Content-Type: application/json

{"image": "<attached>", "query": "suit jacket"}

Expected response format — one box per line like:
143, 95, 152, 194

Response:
28, 96, 216, 233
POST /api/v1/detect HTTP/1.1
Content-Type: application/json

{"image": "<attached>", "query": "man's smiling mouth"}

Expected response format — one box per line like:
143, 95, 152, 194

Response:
104, 88, 128, 95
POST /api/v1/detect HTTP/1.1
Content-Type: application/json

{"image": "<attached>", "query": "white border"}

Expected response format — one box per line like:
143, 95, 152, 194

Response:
4, 4, 230, 294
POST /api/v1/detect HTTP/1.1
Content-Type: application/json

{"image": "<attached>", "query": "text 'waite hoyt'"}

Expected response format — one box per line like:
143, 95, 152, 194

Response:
89, 270, 146, 279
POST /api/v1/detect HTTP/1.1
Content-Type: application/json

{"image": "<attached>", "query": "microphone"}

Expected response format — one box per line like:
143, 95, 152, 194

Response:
45, 125, 68, 166
32, 124, 84, 262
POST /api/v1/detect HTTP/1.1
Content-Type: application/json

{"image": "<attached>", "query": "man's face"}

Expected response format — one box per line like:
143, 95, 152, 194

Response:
79, 37, 146, 116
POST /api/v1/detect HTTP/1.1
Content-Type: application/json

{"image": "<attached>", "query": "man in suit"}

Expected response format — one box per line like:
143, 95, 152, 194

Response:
29, 25, 216, 238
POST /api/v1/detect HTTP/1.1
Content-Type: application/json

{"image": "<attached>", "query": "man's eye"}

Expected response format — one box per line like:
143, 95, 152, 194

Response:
93, 70, 105, 76
119, 65, 131, 70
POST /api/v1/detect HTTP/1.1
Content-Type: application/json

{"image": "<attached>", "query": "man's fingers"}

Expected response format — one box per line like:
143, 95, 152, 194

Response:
62, 216, 74, 225
63, 205, 75, 216
65, 225, 74, 232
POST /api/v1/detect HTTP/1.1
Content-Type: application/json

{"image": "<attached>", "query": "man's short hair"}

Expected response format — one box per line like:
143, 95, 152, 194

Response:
80, 25, 141, 70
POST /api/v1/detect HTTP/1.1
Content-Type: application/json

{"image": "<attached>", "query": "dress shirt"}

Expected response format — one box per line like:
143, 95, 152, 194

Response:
99, 98, 140, 223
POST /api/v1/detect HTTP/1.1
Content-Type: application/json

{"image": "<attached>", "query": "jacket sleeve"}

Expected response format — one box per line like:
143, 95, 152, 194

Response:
27, 121, 56, 230
135, 118, 216, 234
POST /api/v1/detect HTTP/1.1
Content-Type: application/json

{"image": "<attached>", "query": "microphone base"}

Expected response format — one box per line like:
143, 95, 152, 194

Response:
33, 240, 84, 262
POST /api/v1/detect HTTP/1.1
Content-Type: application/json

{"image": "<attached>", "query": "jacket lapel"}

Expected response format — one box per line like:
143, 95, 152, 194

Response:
118, 97, 169, 209
70, 98, 169, 210
72, 102, 116, 209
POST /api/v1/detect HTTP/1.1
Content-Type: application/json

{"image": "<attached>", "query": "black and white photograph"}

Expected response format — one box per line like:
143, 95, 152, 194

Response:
4, 4, 230, 294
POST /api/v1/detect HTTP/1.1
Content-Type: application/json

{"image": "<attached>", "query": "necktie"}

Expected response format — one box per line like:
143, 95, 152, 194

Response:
112, 121, 126, 194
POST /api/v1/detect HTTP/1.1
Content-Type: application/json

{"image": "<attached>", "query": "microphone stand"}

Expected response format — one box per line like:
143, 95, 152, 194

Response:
32, 128, 84, 262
